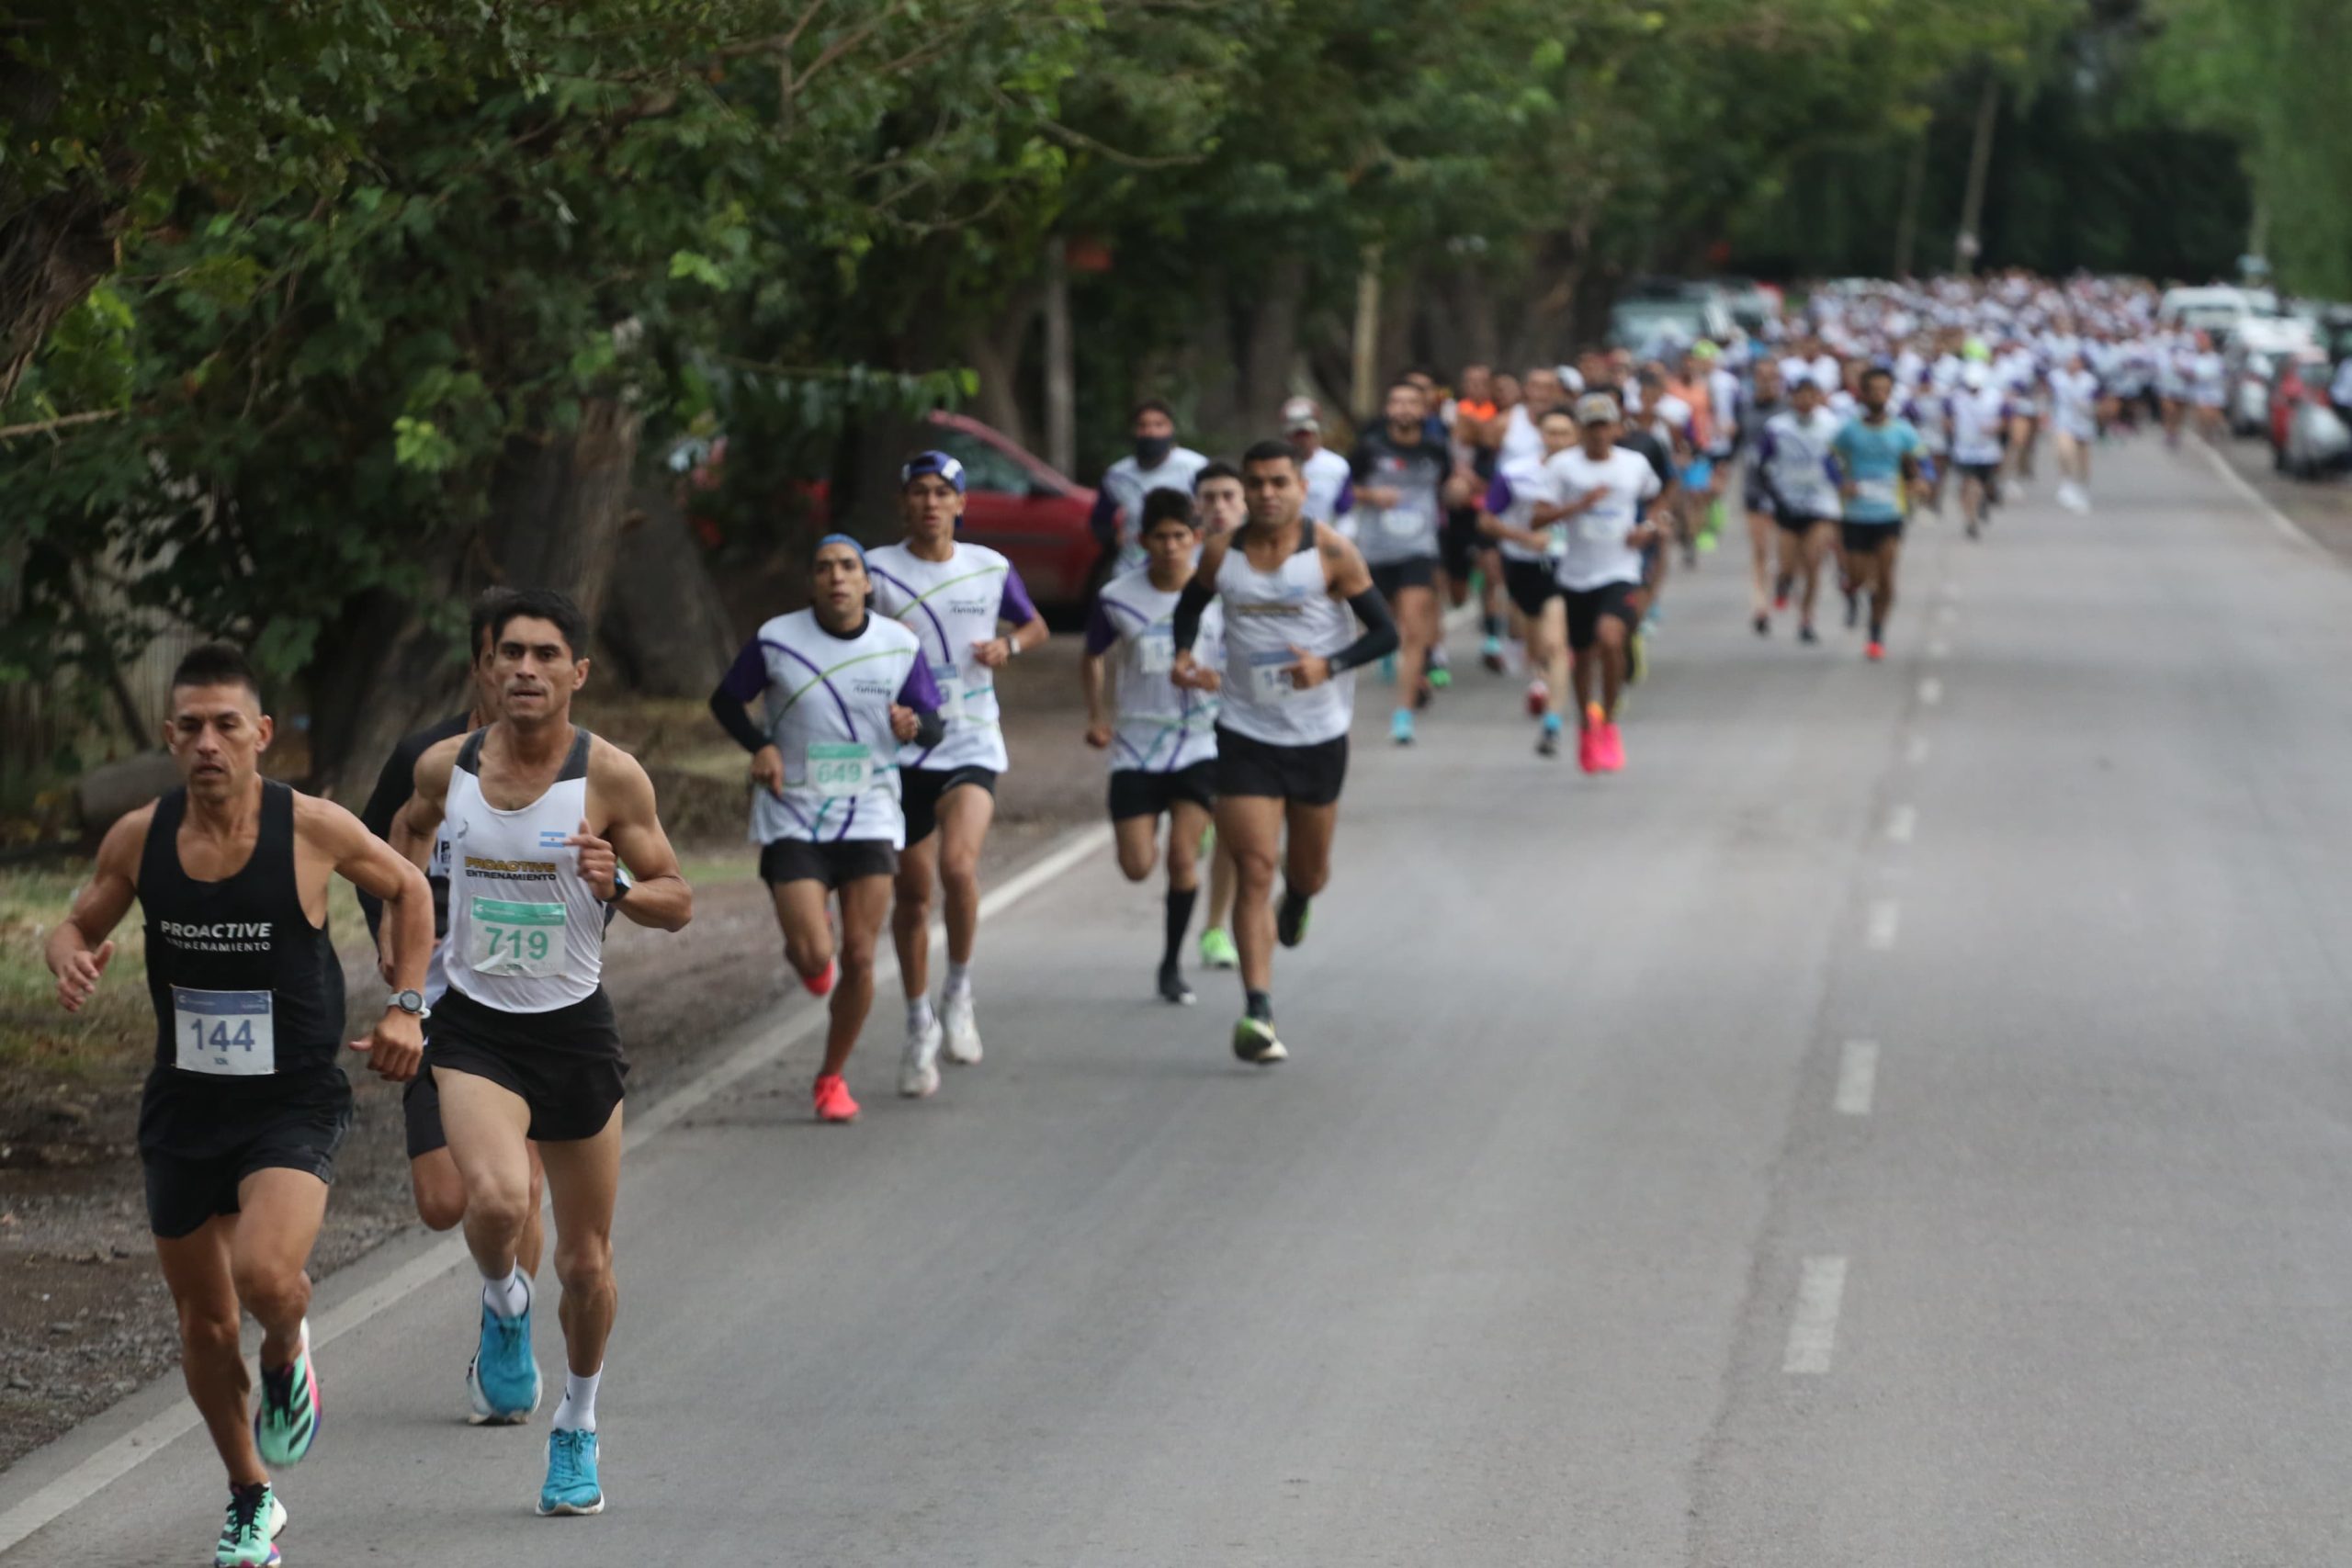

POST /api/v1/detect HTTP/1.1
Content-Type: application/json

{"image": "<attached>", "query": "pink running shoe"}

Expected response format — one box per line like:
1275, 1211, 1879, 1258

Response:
812, 1074, 859, 1123
803, 957, 838, 998
1598, 722, 1626, 773
1577, 726, 1601, 774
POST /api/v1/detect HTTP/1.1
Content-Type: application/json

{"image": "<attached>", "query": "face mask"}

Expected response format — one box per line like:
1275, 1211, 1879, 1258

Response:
1134, 434, 1173, 467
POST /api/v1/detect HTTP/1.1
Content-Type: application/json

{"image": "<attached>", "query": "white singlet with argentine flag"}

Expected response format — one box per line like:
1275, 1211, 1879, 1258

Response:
1484, 452, 1564, 567
443, 728, 605, 1014
1089, 566, 1225, 774
865, 540, 1039, 775
718, 609, 936, 848
1213, 527, 1354, 749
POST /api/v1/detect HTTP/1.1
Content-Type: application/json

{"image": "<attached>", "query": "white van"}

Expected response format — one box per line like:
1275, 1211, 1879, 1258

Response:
2159, 286, 2261, 340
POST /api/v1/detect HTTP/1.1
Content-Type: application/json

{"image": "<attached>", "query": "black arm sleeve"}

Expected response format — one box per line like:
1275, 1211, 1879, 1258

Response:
910, 707, 947, 749
708, 684, 770, 754
355, 731, 429, 944
1171, 578, 1216, 654
1327, 586, 1400, 676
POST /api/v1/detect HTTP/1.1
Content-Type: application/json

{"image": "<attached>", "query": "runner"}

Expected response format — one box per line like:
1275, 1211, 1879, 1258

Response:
1737, 358, 1790, 635
1084, 490, 1224, 1004
2047, 350, 2104, 513
1613, 372, 1680, 676
1349, 377, 1449, 745
1758, 373, 1847, 644
1902, 363, 1952, 517
1479, 402, 1577, 750
1170, 440, 1397, 1063
1531, 393, 1662, 771
1832, 367, 1925, 661
1091, 399, 1212, 575
1948, 361, 2011, 540
1189, 461, 1250, 975
1283, 397, 1356, 531
1448, 363, 1511, 672
393, 588, 693, 1518
356, 591, 546, 1312
708, 536, 944, 1113
866, 450, 1051, 1082
2188, 331, 2228, 445
47, 640, 435, 1567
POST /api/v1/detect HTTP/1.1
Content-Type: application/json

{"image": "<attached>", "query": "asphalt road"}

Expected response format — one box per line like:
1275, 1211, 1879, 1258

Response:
7, 437, 2352, 1565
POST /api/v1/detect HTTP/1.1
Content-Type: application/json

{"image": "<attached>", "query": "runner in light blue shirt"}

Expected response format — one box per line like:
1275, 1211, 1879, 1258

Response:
1830, 366, 1922, 661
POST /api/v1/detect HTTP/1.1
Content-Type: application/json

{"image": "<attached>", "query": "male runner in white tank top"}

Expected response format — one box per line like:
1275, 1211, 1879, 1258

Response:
395, 588, 691, 1521
1189, 460, 1250, 976
1170, 440, 1397, 1064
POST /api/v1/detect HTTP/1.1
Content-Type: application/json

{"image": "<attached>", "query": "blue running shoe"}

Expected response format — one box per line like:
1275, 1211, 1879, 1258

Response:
1390, 709, 1415, 746
537, 1428, 605, 1517
468, 1292, 540, 1425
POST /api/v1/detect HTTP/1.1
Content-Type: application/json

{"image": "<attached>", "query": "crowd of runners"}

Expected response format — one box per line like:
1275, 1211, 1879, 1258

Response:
40, 268, 2224, 1564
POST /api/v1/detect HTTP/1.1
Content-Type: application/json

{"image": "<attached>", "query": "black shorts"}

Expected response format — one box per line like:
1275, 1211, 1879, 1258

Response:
1776, 510, 1831, 536
759, 837, 899, 889
1213, 726, 1347, 807
1841, 521, 1904, 555
1109, 761, 1216, 821
425, 986, 626, 1144
1958, 461, 2001, 498
1367, 556, 1437, 601
139, 1067, 353, 1240
1561, 582, 1637, 651
900, 765, 997, 847
1501, 558, 1562, 617
1440, 506, 1483, 580
403, 1062, 447, 1160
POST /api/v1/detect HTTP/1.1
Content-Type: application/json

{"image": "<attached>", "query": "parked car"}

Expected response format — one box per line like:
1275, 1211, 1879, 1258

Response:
2267, 350, 2347, 479
2159, 285, 2263, 342
918, 412, 1102, 609
2226, 318, 2314, 435
1608, 279, 1734, 353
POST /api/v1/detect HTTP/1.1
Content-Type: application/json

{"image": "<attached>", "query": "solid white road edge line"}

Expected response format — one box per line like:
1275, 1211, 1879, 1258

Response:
1865, 900, 1901, 952
0, 822, 1115, 1556
1835, 1041, 1879, 1117
1783, 1257, 1849, 1374
2199, 440, 2324, 553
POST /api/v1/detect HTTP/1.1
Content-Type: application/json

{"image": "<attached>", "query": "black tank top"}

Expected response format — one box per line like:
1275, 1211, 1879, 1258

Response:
140, 781, 345, 1081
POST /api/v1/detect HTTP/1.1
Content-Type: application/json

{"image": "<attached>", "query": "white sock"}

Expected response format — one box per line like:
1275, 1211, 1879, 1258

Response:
551, 1369, 601, 1433
944, 962, 973, 999
482, 1266, 529, 1320
908, 997, 935, 1032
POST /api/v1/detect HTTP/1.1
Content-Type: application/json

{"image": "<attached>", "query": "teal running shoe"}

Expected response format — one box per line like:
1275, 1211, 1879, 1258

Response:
1198, 927, 1238, 970
468, 1291, 540, 1425
537, 1427, 605, 1517
214, 1483, 286, 1568
1390, 709, 1415, 746
253, 1319, 320, 1469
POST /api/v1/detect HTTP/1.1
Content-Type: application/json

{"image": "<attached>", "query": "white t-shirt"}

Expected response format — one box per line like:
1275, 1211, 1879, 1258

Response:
1544, 446, 1663, 592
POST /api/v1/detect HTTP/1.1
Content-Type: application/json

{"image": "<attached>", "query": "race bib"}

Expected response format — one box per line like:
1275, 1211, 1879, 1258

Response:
1382, 506, 1425, 538
173, 987, 275, 1077
931, 661, 966, 726
1246, 649, 1296, 704
808, 740, 872, 799
1855, 478, 1898, 508
1136, 631, 1174, 676
468, 897, 568, 978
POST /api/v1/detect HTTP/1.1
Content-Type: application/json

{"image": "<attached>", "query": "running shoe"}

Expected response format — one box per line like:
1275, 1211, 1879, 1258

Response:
1627, 632, 1648, 686
1698, 527, 1720, 555
802, 957, 838, 998
537, 1427, 605, 1517
942, 992, 982, 1065
1427, 664, 1453, 691
253, 1318, 320, 1469
813, 1072, 860, 1122
1378, 653, 1396, 683
1391, 709, 1415, 746
1752, 612, 1769, 637
1536, 720, 1560, 760
214, 1483, 287, 1568
1276, 888, 1312, 949
1577, 726, 1600, 774
1865, 641, 1885, 662
1232, 1017, 1288, 1065
1844, 590, 1860, 629
1966, 517, 1981, 540
469, 1292, 540, 1425
1198, 927, 1238, 970
898, 1014, 941, 1098
1773, 574, 1793, 609
1158, 962, 1195, 1007
1798, 623, 1819, 645
1481, 635, 1505, 673
1524, 678, 1548, 717
1598, 722, 1626, 773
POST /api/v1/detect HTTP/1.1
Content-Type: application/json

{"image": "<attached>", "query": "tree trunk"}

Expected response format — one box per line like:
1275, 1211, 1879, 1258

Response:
0, 62, 129, 401
1955, 73, 2001, 276
963, 280, 1042, 450
600, 485, 739, 697
1238, 254, 1308, 434
1043, 240, 1075, 477
1449, 265, 1500, 369
302, 587, 469, 799
484, 396, 643, 626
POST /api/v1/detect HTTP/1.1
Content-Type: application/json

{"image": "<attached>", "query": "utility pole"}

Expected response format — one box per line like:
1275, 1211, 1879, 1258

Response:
1954, 73, 1999, 277
1893, 132, 1928, 280
1043, 237, 1075, 479
1351, 243, 1382, 420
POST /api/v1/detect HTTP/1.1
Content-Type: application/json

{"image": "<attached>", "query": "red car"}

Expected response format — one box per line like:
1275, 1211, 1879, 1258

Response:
918, 411, 1102, 609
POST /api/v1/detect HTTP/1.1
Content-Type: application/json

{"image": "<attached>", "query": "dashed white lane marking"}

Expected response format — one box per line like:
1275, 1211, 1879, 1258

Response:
1866, 899, 1901, 951
1835, 1041, 1880, 1115
1784, 1257, 1850, 1374
1936, 604, 1959, 626
1887, 805, 1917, 844
1917, 677, 1943, 706
1927, 638, 1951, 660
0, 829, 1115, 1554
2200, 440, 2323, 552
1905, 735, 1930, 766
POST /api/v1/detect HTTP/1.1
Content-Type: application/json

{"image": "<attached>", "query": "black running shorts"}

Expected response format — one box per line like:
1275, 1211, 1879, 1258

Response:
425, 987, 626, 1144
1502, 558, 1562, 618
1367, 556, 1438, 602
1840, 520, 1904, 555
1109, 761, 1216, 821
900, 765, 997, 847
1561, 581, 1637, 652
139, 1067, 353, 1240
759, 837, 899, 889
1213, 726, 1347, 807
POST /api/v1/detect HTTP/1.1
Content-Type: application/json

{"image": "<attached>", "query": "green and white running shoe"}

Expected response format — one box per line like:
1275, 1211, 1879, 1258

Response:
537, 1427, 605, 1517
214, 1483, 287, 1567
1198, 927, 1238, 970
1232, 1016, 1288, 1066
253, 1319, 320, 1469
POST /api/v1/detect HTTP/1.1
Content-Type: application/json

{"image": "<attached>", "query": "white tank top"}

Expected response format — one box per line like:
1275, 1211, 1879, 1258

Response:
1213, 526, 1354, 748
443, 728, 605, 1013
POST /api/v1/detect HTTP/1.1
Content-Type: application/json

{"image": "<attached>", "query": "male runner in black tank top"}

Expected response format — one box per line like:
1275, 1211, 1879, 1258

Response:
45, 642, 434, 1568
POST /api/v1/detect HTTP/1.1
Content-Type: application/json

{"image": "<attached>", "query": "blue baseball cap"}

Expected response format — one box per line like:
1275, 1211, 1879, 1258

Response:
899, 450, 967, 493
814, 532, 865, 561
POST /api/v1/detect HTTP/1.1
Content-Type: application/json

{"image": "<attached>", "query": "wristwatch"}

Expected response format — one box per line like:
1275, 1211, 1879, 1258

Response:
389, 989, 431, 1021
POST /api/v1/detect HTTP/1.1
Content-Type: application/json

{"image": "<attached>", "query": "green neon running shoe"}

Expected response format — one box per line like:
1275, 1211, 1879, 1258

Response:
214, 1483, 286, 1567
1198, 927, 1238, 970
253, 1319, 320, 1469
